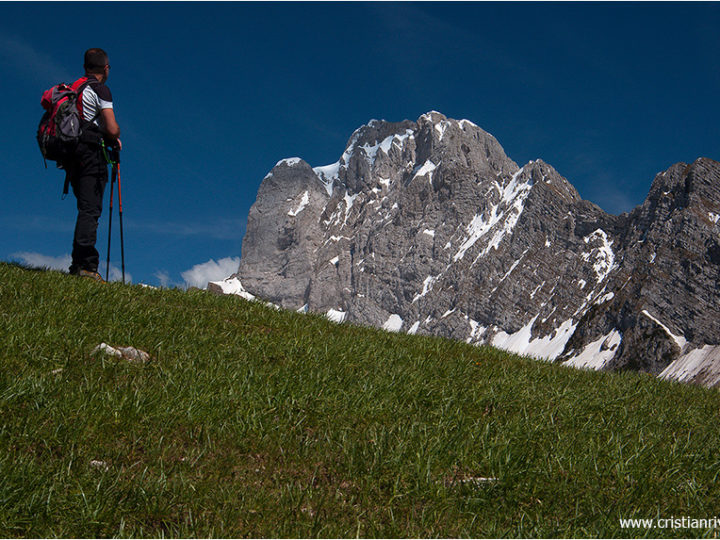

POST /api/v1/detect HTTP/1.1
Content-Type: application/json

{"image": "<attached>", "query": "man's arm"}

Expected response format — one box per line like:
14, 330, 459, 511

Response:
101, 108, 122, 150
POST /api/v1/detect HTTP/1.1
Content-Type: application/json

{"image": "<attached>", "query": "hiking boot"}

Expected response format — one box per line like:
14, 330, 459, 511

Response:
77, 269, 105, 282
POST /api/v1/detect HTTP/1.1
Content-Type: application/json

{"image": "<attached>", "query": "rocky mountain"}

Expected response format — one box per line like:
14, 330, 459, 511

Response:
210, 112, 720, 387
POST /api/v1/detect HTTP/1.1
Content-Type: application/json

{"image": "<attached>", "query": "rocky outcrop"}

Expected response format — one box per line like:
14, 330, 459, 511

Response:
559, 158, 720, 378
221, 112, 720, 387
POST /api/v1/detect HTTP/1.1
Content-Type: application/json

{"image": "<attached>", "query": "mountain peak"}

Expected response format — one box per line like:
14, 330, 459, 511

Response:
418, 110, 448, 125
229, 114, 720, 388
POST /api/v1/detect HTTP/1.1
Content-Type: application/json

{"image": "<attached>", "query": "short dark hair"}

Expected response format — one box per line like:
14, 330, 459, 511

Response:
84, 48, 109, 74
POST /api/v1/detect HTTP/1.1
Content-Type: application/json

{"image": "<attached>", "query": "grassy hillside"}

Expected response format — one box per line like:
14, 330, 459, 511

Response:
1, 261, 719, 538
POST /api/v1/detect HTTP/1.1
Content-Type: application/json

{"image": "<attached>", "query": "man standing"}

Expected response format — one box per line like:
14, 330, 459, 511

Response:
64, 48, 122, 281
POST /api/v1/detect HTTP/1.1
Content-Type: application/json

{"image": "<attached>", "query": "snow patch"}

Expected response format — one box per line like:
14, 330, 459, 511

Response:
413, 275, 440, 303
408, 321, 421, 335
492, 317, 537, 355
423, 229, 435, 238
420, 111, 443, 122
453, 167, 532, 262
354, 129, 415, 168
208, 277, 256, 302
326, 309, 347, 324
529, 282, 545, 299
312, 123, 412, 193
313, 164, 338, 196
641, 310, 687, 351
492, 317, 577, 360
383, 314, 404, 332
434, 121, 448, 140
326, 235, 351, 244
277, 157, 302, 167
413, 160, 438, 184
499, 250, 528, 282
467, 319, 487, 344
287, 190, 310, 217
454, 214, 493, 262
659, 345, 720, 386
563, 330, 622, 370
342, 192, 358, 225
582, 229, 616, 283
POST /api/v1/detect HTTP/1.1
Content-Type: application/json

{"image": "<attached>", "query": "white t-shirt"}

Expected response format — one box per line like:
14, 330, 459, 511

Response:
81, 79, 113, 128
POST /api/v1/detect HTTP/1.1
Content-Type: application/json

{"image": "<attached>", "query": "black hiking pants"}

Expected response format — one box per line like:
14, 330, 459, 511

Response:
65, 141, 108, 274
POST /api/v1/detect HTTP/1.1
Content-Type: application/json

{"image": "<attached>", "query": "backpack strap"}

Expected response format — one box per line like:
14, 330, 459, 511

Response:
72, 77, 103, 124
71, 77, 92, 121
72, 77, 104, 146
63, 171, 71, 199
71, 76, 89, 90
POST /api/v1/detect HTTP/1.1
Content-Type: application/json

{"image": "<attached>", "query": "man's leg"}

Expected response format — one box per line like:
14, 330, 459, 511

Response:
70, 145, 107, 273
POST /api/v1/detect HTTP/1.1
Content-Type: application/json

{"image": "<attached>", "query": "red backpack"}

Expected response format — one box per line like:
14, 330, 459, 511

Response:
37, 77, 91, 164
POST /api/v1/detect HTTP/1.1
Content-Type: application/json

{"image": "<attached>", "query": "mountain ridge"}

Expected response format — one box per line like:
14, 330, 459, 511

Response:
214, 112, 720, 387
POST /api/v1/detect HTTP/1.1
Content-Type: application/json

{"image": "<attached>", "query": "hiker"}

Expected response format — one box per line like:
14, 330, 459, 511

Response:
63, 48, 122, 281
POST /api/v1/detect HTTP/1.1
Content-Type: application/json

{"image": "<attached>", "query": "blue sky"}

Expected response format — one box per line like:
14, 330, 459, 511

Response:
1, 2, 718, 287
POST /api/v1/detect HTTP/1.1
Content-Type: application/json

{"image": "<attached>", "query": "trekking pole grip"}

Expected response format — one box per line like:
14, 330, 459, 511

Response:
110, 146, 121, 164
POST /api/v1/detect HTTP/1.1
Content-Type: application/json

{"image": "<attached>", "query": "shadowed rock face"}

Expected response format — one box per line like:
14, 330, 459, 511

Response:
227, 111, 720, 387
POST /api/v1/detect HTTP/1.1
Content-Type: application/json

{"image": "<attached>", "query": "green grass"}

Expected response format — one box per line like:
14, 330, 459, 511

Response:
1, 261, 720, 538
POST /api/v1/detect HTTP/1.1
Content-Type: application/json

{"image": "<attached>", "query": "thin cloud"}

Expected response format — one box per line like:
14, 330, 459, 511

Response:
11, 251, 70, 271
154, 270, 172, 288
181, 257, 240, 289
106, 265, 133, 284
11, 251, 132, 283
0, 34, 69, 84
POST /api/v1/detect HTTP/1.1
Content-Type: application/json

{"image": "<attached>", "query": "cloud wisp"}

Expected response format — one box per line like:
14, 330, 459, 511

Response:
9, 251, 238, 289
0, 34, 69, 84
154, 270, 172, 288
11, 251, 71, 271
11, 251, 132, 283
180, 257, 240, 289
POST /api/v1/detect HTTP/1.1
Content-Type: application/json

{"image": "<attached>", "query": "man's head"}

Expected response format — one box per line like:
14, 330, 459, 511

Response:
84, 48, 110, 81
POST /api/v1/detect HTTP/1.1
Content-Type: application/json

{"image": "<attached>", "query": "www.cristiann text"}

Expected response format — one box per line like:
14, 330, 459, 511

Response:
620, 517, 720, 529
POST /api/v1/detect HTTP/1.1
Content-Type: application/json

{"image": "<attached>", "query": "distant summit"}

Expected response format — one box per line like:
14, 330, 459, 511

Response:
216, 112, 720, 387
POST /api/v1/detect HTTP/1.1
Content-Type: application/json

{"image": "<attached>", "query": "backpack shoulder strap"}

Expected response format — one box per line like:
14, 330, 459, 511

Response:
71, 76, 89, 91
71, 77, 90, 117
72, 77, 102, 125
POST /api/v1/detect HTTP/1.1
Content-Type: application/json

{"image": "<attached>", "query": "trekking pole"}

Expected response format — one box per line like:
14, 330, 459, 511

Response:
116, 158, 125, 284
106, 161, 116, 282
